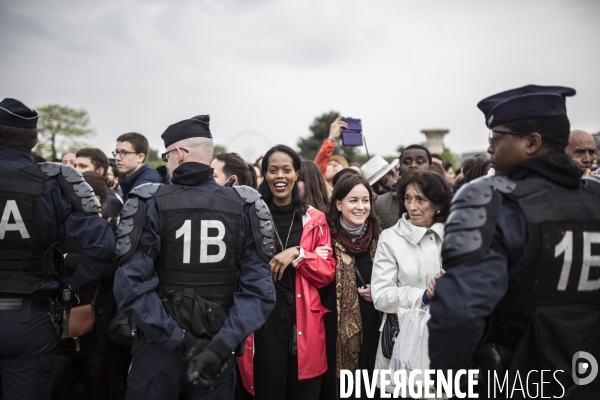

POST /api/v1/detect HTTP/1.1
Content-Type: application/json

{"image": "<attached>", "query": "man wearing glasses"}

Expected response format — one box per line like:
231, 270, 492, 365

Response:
113, 115, 276, 399
429, 85, 600, 398
113, 132, 166, 200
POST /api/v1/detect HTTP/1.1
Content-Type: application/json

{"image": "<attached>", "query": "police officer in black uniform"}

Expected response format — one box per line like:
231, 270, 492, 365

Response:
113, 115, 276, 400
429, 85, 600, 398
0, 98, 115, 400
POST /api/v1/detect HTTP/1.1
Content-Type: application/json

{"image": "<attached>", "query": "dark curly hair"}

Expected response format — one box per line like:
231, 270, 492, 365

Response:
396, 170, 452, 224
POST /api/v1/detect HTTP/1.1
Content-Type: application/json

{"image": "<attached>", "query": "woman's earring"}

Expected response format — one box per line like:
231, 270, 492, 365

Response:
436, 210, 441, 214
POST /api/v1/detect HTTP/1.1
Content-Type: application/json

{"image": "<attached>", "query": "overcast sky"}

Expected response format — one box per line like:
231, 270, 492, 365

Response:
1, 0, 599, 161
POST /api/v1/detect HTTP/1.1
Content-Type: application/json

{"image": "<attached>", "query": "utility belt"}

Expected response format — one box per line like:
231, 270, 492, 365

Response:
137, 288, 248, 355
0, 296, 51, 312
159, 289, 229, 340
0, 296, 53, 329
134, 288, 232, 345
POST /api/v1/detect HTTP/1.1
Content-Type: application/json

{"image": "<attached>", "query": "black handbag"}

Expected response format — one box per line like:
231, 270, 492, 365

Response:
381, 313, 399, 359
107, 309, 137, 346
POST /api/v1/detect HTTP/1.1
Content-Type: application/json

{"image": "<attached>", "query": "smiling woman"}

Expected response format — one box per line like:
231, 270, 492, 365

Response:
237, 145, 336, 400
320, 173, 382, 399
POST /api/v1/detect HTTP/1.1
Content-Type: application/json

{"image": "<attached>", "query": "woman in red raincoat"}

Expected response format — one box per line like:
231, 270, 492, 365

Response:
237, 145, 335, 400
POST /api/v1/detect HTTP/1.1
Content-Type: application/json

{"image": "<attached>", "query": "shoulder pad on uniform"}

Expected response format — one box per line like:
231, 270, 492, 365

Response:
120, 197, 140, 219
583, 175, 600, 197
445, 206, 487, 231
52, 165, 101, 215
233, 185, 262, 204
451, 176, 516, 210
128, 183, 161, 199
60, 165, 85, 183
82, 195, 102, 214
442, 176, 509, 269
254, 197, 272, 219
488, 175, 518, 193
250, 198, 276, 263
115, 197, 147, 264
73, 181, 95, 198
39, 162, 62, 177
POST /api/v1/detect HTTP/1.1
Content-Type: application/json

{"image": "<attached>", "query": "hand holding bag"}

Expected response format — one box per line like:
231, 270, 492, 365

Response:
389, 300, 431, 378
67, 283, 101, 352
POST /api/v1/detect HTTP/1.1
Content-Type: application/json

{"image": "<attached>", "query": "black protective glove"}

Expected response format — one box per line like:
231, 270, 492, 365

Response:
177, 330, 210, 363
186, 338, 232, 389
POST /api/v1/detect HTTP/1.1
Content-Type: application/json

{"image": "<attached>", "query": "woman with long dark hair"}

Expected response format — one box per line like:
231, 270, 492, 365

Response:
237, 145, 336, 400
320, 174, 382, 399
298, 160, 329, 213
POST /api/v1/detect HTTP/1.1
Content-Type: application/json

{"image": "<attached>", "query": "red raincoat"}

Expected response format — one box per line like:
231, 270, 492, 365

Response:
237, 207, 336, 394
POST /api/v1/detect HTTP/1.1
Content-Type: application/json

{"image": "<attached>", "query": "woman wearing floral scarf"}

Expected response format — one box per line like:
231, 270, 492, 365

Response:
320, 174, 382, 399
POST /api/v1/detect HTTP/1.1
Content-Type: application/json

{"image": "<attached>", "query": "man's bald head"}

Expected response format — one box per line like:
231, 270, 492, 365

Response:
566, 130, 596, 172
165, 137, 213, 176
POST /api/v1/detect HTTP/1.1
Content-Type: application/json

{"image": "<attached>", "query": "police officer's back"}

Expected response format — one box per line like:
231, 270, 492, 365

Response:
0, 98, 115, 400
113, 115, 276, 400
429, 85, 600, 398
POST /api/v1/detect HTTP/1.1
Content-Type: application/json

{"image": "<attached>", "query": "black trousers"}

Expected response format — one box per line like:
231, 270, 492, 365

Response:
253, 298, 322, 400
126, 339, 236, 400
0, 309, 56, 400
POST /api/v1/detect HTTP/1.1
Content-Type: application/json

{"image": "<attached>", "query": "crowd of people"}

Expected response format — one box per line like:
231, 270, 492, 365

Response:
0, 83, 598, 400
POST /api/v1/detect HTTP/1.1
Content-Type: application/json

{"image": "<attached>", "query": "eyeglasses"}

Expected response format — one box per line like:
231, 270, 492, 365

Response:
161, 147, 189, 162
112, 149, 137, 158
488, 129, 531, 148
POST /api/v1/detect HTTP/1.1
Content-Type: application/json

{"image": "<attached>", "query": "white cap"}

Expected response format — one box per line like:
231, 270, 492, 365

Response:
361, 156, 399, 185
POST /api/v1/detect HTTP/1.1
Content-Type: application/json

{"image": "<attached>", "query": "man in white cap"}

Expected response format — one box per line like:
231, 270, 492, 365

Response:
360, 155, 399, 200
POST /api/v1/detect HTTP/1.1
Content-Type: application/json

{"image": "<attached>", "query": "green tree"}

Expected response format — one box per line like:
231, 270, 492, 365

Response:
297, 111, 367, 164
147, 148, 165, 169
213, 144, 227, 155
36, 104, 95, 161
441, 148, 459, 169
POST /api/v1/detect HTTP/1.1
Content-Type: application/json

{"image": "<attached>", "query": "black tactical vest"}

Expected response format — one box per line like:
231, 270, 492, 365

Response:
488, 178, 600, 349
0, 168, 54, 294
487, 178, 600, 397
153, 185, 244, 310
443, 175, 600, 396
0, 163, 100, 295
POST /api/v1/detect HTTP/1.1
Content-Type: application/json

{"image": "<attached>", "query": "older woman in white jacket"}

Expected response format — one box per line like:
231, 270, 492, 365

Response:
371, 170, 453, 395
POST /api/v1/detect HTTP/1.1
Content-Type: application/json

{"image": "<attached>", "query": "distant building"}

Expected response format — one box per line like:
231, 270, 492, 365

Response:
421, 129, 449, 154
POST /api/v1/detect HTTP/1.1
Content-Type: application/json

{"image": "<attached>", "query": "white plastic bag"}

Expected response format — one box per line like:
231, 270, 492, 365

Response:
389, 300, 431, 380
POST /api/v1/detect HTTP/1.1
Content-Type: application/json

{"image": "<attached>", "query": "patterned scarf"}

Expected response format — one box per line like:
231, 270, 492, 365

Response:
333, 221, 378, 392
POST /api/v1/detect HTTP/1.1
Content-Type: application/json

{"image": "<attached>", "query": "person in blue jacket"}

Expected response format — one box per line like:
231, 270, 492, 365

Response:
0, 98, 115, 400
429, 85, 600, 399
112, 132, 169, 200
113, 114, 276, 400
